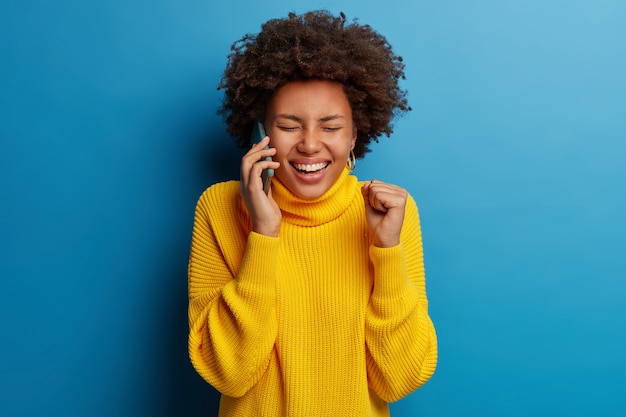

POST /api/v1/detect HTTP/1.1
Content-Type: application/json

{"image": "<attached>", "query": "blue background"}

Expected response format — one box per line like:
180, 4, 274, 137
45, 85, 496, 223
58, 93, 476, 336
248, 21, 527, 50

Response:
1, 1, 625, 416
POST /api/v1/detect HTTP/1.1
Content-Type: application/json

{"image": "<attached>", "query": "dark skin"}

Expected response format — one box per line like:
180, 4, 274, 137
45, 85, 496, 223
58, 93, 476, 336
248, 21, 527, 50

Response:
240, 80, 407, 248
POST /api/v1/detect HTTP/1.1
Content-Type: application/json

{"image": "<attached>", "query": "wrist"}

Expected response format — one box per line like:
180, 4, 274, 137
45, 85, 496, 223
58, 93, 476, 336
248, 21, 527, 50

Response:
372, 233, 400, 248
252, 221, 280, 238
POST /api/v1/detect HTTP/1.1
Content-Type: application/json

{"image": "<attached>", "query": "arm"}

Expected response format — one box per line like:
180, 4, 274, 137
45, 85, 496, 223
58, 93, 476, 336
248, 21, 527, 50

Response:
187, 188, 280, 398
364, 194, 438, 401
188, 138, 282, 397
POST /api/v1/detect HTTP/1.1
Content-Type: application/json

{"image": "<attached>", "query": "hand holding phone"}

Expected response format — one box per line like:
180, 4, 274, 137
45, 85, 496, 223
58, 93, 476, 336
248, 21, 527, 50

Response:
250, 121, 274, 194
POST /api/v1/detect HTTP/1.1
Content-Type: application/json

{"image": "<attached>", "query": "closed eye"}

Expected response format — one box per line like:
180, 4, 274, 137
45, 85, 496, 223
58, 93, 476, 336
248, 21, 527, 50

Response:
278, 125, 301, 132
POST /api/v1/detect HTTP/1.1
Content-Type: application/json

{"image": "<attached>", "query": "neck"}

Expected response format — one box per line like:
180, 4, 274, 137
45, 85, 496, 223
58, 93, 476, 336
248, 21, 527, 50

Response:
272, 168, 359, 227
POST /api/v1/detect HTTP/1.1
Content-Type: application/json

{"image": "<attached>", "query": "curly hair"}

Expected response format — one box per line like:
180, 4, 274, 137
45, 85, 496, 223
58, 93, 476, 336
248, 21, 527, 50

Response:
217, 10, 411, 158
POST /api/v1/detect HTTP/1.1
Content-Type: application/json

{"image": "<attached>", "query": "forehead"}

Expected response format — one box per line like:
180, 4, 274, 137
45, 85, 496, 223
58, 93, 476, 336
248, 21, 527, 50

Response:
267, 80, 352, 117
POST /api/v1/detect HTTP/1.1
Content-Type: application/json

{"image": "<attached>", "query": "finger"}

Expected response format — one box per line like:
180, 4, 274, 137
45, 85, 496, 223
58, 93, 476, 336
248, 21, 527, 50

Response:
367, 180, 406, 197
367, 181, 407, 212
242, 161, 276, 191
373, 191, 407, 212
250, 135, 270, 149
361, 181, 388, 212
242, 142, 276, 177
369, 193, 389, 212
368, 180, 404, 195
361, 182, 377, 210
246, 139, 275, 162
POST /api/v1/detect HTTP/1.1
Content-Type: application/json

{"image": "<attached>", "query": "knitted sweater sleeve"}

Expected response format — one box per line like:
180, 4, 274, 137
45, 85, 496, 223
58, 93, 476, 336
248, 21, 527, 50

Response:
365, 194, 438, 402
187, 185, 279, 397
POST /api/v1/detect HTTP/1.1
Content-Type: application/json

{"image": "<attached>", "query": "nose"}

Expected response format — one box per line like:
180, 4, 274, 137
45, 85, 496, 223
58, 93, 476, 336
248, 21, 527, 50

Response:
296, 129, 322, 154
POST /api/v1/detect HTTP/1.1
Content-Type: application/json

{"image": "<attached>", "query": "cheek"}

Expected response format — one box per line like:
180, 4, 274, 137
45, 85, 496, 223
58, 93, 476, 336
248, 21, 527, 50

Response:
331, 138, 354, 156
271, 140, 289, 161
269, 136, 294, 168
267, 132, 287, 154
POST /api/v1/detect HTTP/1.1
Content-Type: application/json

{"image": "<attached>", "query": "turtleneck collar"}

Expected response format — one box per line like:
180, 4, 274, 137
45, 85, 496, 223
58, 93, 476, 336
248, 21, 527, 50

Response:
271, 168, 359, 227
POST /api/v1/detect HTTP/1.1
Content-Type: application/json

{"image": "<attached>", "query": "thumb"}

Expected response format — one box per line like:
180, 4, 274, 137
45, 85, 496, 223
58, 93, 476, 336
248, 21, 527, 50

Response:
361, 182, 377, 215
361, 182, 371, 205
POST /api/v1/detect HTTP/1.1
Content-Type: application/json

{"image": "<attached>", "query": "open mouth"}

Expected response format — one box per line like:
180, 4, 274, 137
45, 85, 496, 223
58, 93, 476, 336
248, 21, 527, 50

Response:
292, 162, 329, 174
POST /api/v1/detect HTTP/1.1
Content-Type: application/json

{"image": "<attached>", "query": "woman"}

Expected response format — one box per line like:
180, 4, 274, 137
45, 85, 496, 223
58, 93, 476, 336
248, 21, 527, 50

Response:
188, 10, 437, 416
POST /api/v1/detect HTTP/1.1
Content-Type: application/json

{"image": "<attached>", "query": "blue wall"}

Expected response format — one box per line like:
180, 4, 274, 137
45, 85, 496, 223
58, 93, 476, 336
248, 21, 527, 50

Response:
1, 1, 625, 416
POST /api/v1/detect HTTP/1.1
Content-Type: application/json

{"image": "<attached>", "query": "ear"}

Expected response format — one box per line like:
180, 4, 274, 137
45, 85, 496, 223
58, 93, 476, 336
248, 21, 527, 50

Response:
351, 126, 357, 150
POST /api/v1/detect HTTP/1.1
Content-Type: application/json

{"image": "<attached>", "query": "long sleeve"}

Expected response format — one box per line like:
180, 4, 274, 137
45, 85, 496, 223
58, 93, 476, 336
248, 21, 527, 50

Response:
188, 184, 280, 398
187, 174, 436, 416
364, 195, 438, 402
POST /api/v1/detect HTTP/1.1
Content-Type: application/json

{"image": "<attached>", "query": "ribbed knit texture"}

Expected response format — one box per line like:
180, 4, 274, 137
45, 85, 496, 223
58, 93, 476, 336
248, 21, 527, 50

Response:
188, 168, 437, 417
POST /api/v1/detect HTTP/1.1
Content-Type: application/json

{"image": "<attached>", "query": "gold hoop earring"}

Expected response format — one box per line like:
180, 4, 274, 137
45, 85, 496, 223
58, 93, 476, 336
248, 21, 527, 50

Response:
346, 149, 356, 171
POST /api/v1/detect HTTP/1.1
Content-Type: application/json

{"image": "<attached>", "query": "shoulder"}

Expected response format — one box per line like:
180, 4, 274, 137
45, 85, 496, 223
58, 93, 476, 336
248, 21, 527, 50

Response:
200, 180, 240, 199
195, 180, 241, 214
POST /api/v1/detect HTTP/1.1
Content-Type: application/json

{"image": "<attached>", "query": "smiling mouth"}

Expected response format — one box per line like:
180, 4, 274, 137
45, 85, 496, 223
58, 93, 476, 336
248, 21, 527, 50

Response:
292, 162, 329, 174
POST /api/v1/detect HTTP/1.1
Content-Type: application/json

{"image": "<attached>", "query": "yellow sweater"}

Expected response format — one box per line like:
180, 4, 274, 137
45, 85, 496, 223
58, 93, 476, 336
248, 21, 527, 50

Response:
188, 169, 437, 416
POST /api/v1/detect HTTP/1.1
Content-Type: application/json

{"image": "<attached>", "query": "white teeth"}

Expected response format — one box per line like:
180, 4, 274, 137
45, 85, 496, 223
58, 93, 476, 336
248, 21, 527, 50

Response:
294, 162, 328, 172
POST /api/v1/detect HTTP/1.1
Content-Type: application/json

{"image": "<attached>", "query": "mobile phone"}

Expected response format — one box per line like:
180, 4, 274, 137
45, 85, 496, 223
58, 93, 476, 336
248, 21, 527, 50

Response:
250, 120, 274, 194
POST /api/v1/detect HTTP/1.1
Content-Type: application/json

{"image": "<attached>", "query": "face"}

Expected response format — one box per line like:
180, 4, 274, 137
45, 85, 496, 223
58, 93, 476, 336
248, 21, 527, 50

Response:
264, 79, 357, 200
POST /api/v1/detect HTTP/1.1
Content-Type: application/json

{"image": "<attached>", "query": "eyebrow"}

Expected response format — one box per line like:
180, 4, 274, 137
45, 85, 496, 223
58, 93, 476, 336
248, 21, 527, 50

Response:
275, 114, 346, 123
